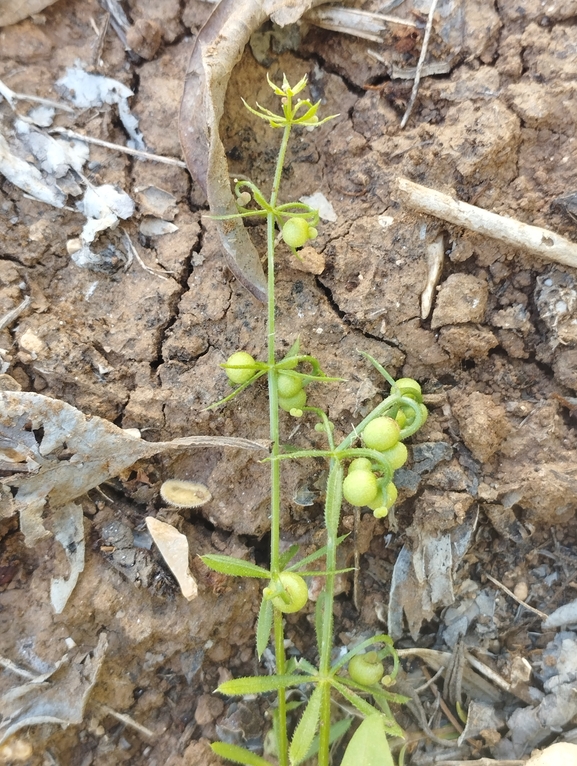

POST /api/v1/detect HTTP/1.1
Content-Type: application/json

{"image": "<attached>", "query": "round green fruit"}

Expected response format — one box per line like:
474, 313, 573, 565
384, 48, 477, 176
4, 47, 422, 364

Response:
278, 389, 307, 413
367, 482, 397, 517
348, 652, 384, 686
277, 371, 303, 399
395, 377, 422, 402
269, 572, 308, 613
342, 470, 378, 506
224, 351, 256, 385
362, 417, 401, 452
381, 442, 408, 470
348, 457, 373, 473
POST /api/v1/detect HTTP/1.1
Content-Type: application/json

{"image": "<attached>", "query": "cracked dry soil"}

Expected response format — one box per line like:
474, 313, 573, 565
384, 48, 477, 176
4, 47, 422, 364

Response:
2, 0, 577, 763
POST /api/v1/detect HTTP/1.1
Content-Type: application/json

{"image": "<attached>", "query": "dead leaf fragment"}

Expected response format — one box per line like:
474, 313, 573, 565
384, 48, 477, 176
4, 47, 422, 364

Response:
145, 517, 198, 600
0, 633, 107, 745
1, 390, 267, 546
179, 0, 327, 302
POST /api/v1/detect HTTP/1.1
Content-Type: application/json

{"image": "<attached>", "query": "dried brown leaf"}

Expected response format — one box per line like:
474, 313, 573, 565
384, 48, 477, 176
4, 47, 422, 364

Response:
0, 391, 268, 546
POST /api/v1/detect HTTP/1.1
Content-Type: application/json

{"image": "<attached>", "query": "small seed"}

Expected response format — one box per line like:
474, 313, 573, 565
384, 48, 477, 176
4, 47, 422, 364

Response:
160, 480, 212, 508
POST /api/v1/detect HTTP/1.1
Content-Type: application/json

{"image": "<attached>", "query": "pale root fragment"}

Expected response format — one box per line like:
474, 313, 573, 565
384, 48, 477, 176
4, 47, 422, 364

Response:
394, 177, 577, 270
145, 517, 198, 600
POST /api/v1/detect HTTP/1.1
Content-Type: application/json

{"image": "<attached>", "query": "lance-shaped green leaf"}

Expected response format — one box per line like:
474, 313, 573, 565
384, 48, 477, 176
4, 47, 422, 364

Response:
340, 714, 395, 766
289, 683, 323, 766
211, 742, 273, 766
285, 535, 348, 573
336, 675, 410, 708
217, 674, 311, 696
324, 459, 343, 539
256, 595, 273, 659
279, 544, 299, 570
200, 554, 270, 579
330, 678, 378, 718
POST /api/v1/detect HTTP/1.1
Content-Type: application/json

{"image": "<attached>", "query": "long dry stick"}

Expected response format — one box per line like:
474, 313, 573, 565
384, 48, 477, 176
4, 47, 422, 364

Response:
394, 177, 577, 269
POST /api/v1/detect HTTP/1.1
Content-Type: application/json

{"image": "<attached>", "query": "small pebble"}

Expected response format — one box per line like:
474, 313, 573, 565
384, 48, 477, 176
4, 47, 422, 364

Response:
513, 581, 529, 601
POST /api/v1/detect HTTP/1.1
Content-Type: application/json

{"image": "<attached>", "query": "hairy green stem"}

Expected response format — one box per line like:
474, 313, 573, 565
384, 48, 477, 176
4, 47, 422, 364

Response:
318, 459, 344, 765
268, 119, 293, 766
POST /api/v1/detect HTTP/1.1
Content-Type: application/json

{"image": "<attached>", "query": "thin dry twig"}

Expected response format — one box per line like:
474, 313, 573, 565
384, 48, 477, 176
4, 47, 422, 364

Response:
305, 6, 417, 44
414, 664, 445, 694
400, 0, 439, 128
122, 231, 174, 280
464, 653, 514, 696
0, 78, 75, 114
97, 703, 155, 739
394, 177, 577, 269
0, 296, 31, 333
420, 664, 465, 737
438, 761, 525, 766
49, 127, 188, 168
485, 572, 549, 620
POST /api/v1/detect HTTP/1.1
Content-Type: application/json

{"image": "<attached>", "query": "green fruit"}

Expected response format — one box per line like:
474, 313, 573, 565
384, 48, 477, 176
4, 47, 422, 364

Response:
395, 377, 422, 402
395, 409, 407, 429
277, 371, 303, 398
224, 351, 256, 384
278, 389, 307, 412
342, 470, 378, 506
282, 217, 317, 249
381, 442, 408, 470
419, 403, 428, 425
348, 458, 373, 473
362, 417, 400, 452
268, 572, 308, 613
367, 482, 397, 516
348, 652, 384, 686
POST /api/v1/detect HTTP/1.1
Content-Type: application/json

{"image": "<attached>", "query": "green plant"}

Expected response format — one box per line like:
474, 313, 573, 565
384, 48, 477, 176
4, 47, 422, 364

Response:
201, 74, 428, 766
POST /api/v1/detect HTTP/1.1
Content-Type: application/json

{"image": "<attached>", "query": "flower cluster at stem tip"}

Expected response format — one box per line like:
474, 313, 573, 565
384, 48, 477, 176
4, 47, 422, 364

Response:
343, 378, 428, 519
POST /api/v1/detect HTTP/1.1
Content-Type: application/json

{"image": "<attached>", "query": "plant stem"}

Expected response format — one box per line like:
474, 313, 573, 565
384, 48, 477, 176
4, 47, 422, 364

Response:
318, 459, 344, 766
268, 120, 293, 766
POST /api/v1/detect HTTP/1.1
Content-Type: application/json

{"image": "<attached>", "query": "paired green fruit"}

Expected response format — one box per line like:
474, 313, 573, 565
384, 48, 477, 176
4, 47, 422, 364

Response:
277, 371, 303, 398
278, 388, 307, 413
282, 217, 318, 249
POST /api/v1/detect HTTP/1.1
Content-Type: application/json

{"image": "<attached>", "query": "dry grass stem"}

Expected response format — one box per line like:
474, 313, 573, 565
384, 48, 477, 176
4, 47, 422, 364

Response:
485, 572, 548, 620
400, 0, 439, 128
50, 127, 188, 168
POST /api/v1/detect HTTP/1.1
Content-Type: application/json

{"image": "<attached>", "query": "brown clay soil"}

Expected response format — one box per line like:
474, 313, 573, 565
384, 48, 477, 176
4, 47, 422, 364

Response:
1, 0, 577, 763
